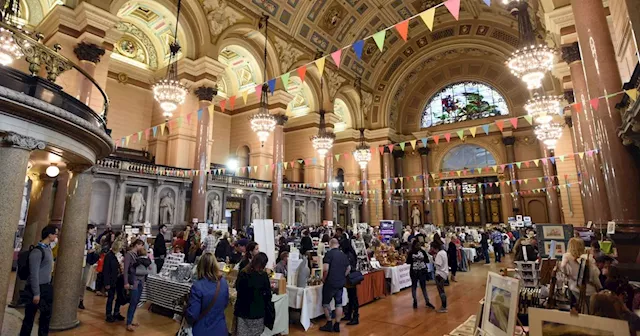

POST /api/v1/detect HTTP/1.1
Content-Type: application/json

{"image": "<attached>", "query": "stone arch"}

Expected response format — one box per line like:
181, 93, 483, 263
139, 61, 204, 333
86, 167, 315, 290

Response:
236, 145, 250, 176
432, 139, 505, 173
332, 98, 352, 133
214, 23, 280, 79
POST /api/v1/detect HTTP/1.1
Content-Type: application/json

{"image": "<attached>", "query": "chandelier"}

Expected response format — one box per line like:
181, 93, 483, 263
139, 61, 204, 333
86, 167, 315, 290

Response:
311, 70, 335, 157
353, 129, 371, 170
250, 15, 276, 147
505, 0, 555, 90
152, 0, 187, 120
535, 122, 563, 149
0, 1, 24, 66
524, 94, 562, 124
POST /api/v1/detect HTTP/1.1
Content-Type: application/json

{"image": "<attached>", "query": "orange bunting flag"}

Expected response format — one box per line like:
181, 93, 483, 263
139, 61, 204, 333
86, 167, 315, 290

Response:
229, 96, 237, 110
495, 120, 505, 131
433, 134, 440, 144
510, 118, 519, 129
297, 65, 307, 82
445, 0, 461, 20
331, 49, 343, 68
220, 99, 226, 112
395, 20, 409, 41
574, 103, 582, 113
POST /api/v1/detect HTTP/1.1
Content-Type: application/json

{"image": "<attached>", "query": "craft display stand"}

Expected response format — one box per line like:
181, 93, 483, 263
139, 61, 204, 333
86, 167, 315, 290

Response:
514, 261, 540, 288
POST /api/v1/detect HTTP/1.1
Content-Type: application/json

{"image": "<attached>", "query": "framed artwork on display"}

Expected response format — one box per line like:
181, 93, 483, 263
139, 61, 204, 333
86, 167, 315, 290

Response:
481, 272, 520, 336
541, 226, 565, 240
528, 308, 630, 336
544, 241, 565, 258
474, 299, 484, 336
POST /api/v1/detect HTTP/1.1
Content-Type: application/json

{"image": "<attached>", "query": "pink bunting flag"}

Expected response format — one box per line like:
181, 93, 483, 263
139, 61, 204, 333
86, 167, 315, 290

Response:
255, 84, 263, 99
444, 0, 461, 20
220, 99, 226, 112
590, 98, 600, 110
444, 133, 451, 142
186, 113, 192, 125
395, 20, 409, 41
510, 117, 519, 129
144, 128, 150, 140
331, 49, 343, 68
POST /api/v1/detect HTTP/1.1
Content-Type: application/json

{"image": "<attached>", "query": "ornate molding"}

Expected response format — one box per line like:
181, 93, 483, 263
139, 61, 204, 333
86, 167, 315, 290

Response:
275, 114, 288, 126
202, 0, 240, 37
325, 68, 346, 98
0, 131, 46, 150
361, 90, 372, 121
561, 42, 581, 64
115, 21, 158, 69
194, 86, 216, 102
502, 136, 516, 146
274, 37, 302, 72
74, 42, 105, 63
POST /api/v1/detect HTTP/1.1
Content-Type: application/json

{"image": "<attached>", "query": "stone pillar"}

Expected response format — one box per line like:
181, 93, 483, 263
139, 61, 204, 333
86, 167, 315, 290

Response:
73, 42, 105, 115
382, 147, 393, 219
190, 87, 214, 223
360, 168, 370, 224
456, 185, 465, 226
562, 43, 602, 224
0, 132, 45, 332
572, 0, 640, 223
50, 170, 70, 226
50, 169, 94, 330
542, 148, 563, 223
393, 149, 407, 225
324, 150, 334, 222
433, 179, 443, 225
418, 147, 432, 223
503, 136, 521, 214
271, 115, 287, 223
479, 183, 487, 225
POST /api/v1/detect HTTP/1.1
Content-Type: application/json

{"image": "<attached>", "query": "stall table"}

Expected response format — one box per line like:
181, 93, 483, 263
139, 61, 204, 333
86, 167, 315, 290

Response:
381, 264, 412, 294
356, 270, 385, 305
287, 284, 348, 331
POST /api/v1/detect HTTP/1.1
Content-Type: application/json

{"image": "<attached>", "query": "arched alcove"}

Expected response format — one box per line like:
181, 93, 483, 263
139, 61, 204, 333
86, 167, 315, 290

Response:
218, 45, 262, 97
333, 98, 352, 133
89, 180, 112, 225
441, 144, 497, 172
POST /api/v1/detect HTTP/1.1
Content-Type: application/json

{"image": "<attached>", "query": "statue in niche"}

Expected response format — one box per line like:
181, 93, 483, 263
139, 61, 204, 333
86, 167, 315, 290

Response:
412, 206, 421, 227
129, 187, 146, 224
297, 204, 307, 223
350, 207, 357, 225
208, 195, 221, 224
251, 199, 260, 222
159, 192, 175, 225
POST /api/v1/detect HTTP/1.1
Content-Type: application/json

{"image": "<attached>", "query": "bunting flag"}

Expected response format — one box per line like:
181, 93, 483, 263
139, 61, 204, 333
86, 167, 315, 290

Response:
456, 130, 464, 140
395, 20, 409, 41
444, 0, 461, 20
219, 99, 226, 112
590, 98, 599, 110
229, 96, 237, 110
197, 109, 203, 121
510, 117, 519, 129
495, 120, 505, 131
420, 7, 436, 31
469, 127, 477, 137
144, 128, 150, 140
268, 78, 276, 94
524, 115, 533, 125
626, 88, 638, 101
444, 133, 451, 142
331, 49, 343, 68
433, 134, 440, 144
160, 123, 166, 135
242, 90, 249, 104
482, 124, 490, 135
353, 40, 364, 59
281, 73, 290, 89
297, 65, 307, 82
315, 57, 326, 77
255, 84, 263, 99
373, 30, 386, 52
125, 135, 131, 146
410, 139, 417, 149
574, 103, 582, 113
186, 113, 192, 125
152, 126, 158, 137
399, 142, 406, 151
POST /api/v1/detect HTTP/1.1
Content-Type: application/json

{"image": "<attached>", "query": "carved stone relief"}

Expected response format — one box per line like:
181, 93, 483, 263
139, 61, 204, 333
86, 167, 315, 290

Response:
274, 36, 303, 72
325, 68, 346, 98
202, 0, 241, 38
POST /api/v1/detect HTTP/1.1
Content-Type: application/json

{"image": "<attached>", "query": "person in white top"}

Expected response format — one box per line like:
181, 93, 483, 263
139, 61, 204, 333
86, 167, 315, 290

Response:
430, 241, 449, 313
561, 238, 602, 311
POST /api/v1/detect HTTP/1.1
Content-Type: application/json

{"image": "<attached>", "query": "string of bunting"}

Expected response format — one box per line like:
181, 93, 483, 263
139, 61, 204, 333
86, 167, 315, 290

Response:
568, 88, 639, 113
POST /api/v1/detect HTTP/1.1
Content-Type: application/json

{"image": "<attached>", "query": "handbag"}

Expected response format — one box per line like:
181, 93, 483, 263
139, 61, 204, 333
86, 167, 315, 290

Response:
176, 280, 221, 336
348, 270, 364, 285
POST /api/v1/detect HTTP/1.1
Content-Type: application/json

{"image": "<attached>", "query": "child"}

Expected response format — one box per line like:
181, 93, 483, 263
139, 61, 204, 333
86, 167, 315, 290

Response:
430, 241, 448, 313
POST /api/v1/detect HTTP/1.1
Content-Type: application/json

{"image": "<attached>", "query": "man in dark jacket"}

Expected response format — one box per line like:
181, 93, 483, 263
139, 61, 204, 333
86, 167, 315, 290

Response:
481, 232, 490, 264
154, 225, 168, 272
102, 244, 124, 322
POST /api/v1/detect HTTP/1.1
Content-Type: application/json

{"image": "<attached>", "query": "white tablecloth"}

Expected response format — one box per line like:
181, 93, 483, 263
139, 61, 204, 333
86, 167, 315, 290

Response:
462, 247, 477, 262
262, 294, 289, 336
287, 285, 348, 331
382, 264, 412, 294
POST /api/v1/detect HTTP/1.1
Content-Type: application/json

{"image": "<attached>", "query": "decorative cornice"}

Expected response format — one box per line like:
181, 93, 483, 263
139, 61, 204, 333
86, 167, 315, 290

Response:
0, 131, 46, 150
561, 42, 581, 64
502, 136, 516, 146
74, 42, 105, 63
194, 86, 216, 102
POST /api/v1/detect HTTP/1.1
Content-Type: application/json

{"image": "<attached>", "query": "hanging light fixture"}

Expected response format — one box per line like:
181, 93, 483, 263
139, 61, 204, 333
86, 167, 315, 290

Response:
311, 70, 335, 157
0, 0, 24, 66
535, 122, 563, 149
505, 0, 555, 90
249, 15, 276, 147
152, 0, 188, 120
524, 93, 562, 124
352, 77, 370, 170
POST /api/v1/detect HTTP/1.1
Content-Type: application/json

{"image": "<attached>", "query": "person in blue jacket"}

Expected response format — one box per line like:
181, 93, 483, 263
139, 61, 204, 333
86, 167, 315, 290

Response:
185, 252, 230, 336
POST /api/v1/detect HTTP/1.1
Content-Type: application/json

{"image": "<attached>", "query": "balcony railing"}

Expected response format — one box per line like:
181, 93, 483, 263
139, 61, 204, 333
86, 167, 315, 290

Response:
96, 157, 191, 177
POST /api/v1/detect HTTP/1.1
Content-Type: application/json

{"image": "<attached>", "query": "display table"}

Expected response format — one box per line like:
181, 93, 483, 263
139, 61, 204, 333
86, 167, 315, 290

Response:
382, 264, 412, 294
356, 270, 385, 305
287, 284, 348, 331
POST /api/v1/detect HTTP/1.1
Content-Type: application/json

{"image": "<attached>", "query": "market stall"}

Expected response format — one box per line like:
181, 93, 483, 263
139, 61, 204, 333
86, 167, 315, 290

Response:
287, 284, 348, 331
381, 264, 412, 294
356, 270, 385, 305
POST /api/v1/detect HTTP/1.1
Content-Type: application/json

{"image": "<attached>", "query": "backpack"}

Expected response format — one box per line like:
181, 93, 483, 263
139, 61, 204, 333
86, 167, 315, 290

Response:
17, 245, 44, 280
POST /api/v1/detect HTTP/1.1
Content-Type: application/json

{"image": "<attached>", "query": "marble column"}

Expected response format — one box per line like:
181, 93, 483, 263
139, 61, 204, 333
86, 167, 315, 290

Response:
418, 147, 432, 223
271, 115, 287, 223
360, 168, 370, 224
479, 183, 487, 225
324, 150, 334, 222
542, 148, 562, 223
456, 185, 465, 226
50, 170, 70, 226
562, 43, 604, 224
572, 0, 640, 223
503, 136, 521, 214
50, 169, 94, 330
382, 147, 393, 219
190, 87, 214, 223
73, 42, 105, 116
0, 132, 45, 333
393, 149, 408, 225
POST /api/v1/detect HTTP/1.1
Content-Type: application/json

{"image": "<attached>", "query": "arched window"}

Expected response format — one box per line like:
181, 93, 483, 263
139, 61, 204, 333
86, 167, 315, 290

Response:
442, 145, 496, 171
421, 82, 509, 128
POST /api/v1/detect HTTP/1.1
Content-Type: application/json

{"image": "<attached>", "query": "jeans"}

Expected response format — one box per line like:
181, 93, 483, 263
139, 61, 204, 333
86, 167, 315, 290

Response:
435, 275, 447, 309
20, 283, 53, 336
493, 243, 503, 262
126, 281, 143, 325
106, 286, 121, 317
410, 271, 431, 304
483, 247, 490, 263
345, 286, 359, 318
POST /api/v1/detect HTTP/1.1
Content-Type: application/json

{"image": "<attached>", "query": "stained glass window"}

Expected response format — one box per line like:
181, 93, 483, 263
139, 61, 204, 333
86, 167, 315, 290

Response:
442, 145, 496, 171
421, 81, 509, 128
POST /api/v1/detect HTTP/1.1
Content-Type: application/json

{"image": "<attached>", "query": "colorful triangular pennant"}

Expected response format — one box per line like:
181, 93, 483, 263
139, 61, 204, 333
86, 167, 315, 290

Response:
331, 49, 343, 68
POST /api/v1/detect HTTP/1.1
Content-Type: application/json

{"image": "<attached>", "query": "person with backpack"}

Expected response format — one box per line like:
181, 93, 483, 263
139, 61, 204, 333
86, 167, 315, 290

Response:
19, 225, 58, 336
123, 239, 151, 332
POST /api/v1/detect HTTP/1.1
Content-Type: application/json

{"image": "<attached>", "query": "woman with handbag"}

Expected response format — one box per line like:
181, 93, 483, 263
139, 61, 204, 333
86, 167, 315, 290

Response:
180, 252, 229, 336
340, 238, 361, 326
234, 252, 272, 336
406, 239, 436, 309
123, 239, 151, 332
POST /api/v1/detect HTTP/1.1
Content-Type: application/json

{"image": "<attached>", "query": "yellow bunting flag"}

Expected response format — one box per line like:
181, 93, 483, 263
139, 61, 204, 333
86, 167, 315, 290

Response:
125, 135, 131, 146
242, 90, 249, 104
469, 127, 477, 137
578, 152, 585, 159
409, 139, 417, 149
315, 57, 326, 77
420, 7, 436, 31
626, 88, 638, 101
160, 123, 166, 135
533, 159, 539, 167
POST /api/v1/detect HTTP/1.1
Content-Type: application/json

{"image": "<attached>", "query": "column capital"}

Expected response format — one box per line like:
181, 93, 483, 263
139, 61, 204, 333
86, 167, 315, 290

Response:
0, 132, 46, 151
73, 42, 105, 64
392, 149, 405, 159
275, 114, 288, 126
502, 136, 516, 146
418, 147, 430, 156
561, 42, 581, 64
194, 86, 217, 102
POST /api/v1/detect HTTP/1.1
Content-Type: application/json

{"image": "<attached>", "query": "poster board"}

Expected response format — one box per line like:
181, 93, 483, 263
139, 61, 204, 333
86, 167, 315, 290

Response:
253, 219, 276, 269
535, 224, 573, 258
481, 272, 520, 336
